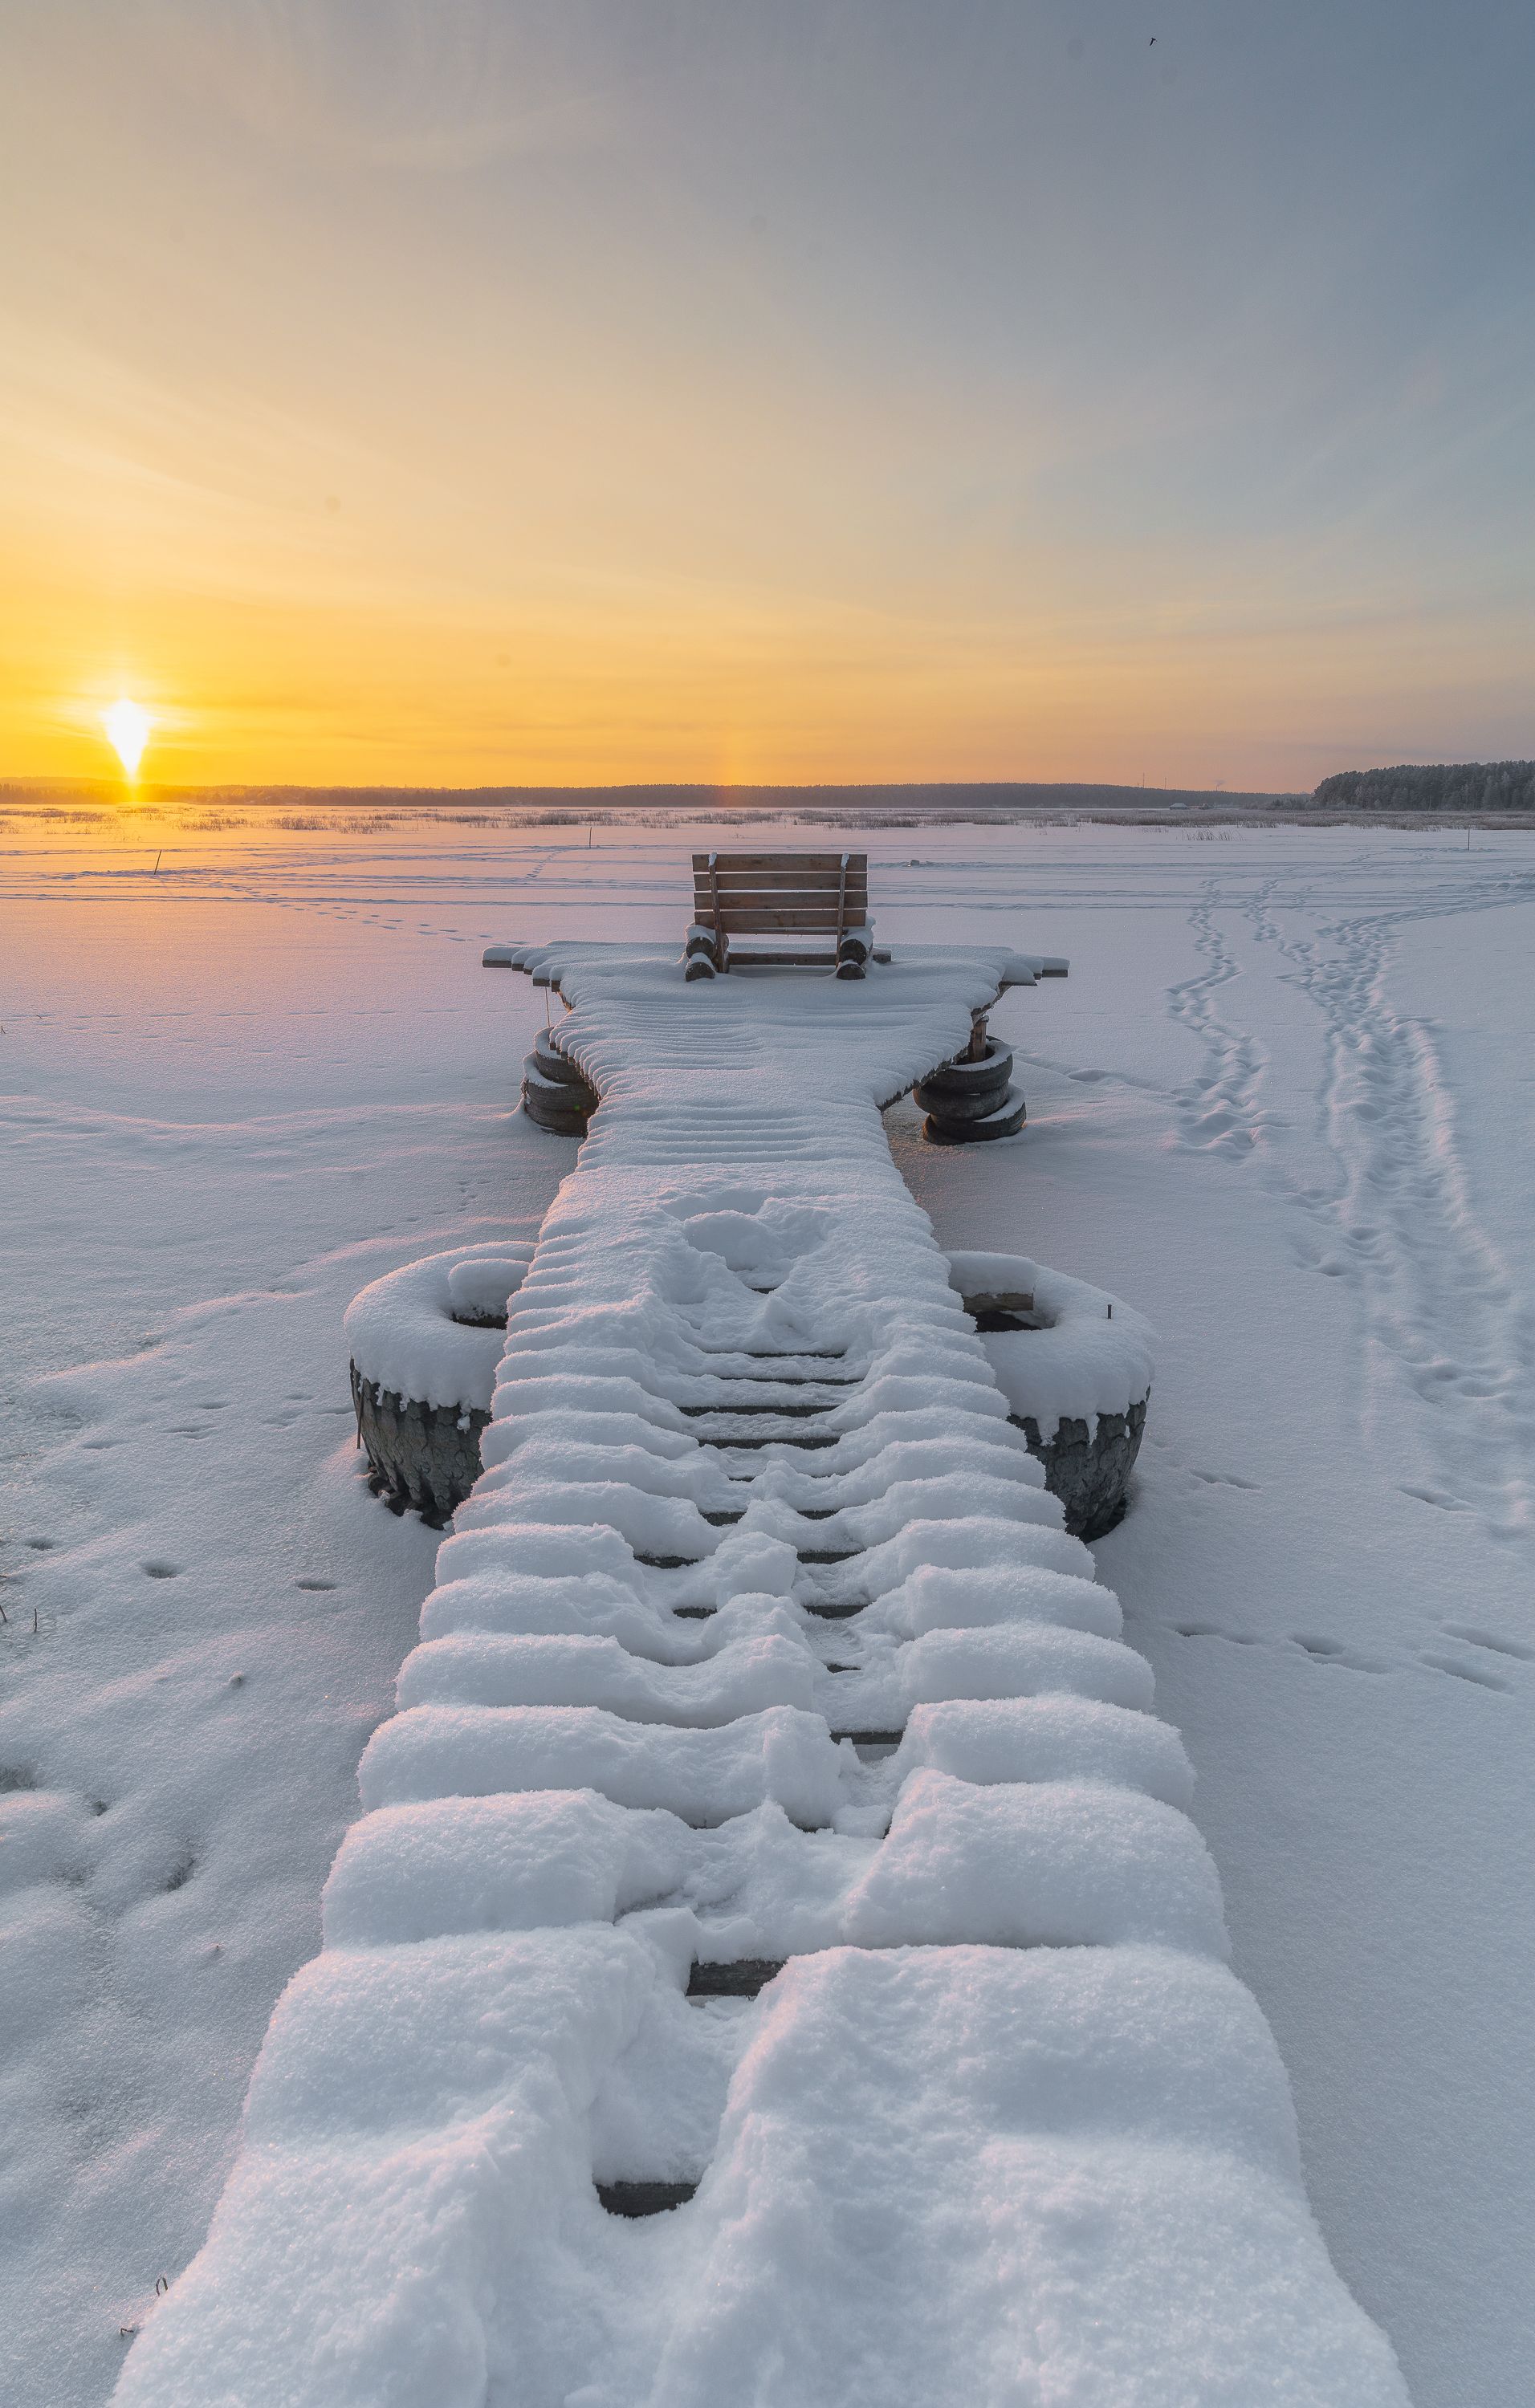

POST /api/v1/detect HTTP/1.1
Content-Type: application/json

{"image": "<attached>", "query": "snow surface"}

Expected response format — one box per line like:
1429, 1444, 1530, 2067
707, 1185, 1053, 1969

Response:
4, 808, 1533, 2407
106, 921, 1395, 2402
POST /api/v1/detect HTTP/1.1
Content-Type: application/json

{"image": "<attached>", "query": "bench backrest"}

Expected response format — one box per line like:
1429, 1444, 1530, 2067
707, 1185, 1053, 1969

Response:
690, 851, 869, 945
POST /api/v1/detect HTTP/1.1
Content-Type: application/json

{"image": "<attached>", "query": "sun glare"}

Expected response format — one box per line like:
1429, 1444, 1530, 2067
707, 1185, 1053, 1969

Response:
103, 696, 153, 778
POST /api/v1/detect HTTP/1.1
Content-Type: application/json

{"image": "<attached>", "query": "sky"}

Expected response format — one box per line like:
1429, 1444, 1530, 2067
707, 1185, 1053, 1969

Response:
2, 0, 1533, 793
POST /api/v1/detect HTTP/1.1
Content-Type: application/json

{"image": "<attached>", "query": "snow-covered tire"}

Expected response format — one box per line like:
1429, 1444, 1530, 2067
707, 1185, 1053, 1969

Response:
344, 1240, 535, 1525
532, 1027, 591, 1087
349, 1369, 489, 1527
913, 1039, 1013, 1116
946, 1249, 1154, 1540
1017, 1397, 1148, 1542
522, 1062, 594, 1134
923, 1091, 1026, 1144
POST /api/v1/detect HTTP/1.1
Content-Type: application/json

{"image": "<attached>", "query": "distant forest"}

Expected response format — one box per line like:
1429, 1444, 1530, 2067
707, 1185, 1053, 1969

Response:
1312, 761, 1535, 812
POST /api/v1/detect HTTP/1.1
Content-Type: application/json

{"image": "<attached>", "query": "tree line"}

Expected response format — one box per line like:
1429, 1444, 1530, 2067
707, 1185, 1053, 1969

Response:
1312, 762, 1535, 811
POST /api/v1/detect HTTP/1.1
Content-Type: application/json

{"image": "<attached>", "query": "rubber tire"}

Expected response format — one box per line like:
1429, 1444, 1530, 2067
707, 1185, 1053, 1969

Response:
523, 1055, 596, 1103
522, 1073, 592, 1136
914, 1037, 1014, 1104
913, 1039, 1013, 1119
533, 1026, 591, 1087
913, 1064, 1012, 1121
684, 954, 716, 980
923, 1089, 1026, 1145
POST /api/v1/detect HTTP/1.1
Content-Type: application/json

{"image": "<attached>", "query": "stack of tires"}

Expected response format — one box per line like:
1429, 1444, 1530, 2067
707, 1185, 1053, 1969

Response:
683, 922, 720, 981
913, 1035, 1025, 1144
521, 1025, 599, 1135
833, 925, 873, 980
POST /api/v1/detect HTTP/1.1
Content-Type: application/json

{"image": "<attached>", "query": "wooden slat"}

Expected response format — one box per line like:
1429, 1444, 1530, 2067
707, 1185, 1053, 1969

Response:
689, 886, 862, 905
727, 947, 892, 966
694, 893, 868, 917
689, 877, 867, 896
692, 868, 867, 894
691, 852, 865, 872
694, 907, 869, 932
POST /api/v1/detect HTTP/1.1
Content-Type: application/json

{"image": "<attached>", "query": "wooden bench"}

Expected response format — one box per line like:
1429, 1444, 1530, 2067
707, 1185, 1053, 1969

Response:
685, 852, 890, 980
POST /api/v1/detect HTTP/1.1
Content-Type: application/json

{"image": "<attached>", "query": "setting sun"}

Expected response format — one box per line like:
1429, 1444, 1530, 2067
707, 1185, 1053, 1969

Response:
102, 696, 153, 778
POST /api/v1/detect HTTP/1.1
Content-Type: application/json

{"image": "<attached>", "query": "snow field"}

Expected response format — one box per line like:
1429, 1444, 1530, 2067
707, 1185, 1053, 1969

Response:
117, 939, 1405, 2406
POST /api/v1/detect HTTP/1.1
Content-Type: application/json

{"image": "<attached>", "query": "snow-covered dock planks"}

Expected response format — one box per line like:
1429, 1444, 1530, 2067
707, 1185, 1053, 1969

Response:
117, 944, 1407, 2408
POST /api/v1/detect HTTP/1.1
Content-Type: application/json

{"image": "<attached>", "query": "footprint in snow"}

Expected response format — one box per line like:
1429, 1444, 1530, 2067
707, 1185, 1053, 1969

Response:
1441, 1624, 1534, 1662
1164, 1621, 1389, 1672
1419, 1651, 1511, 1693
1290, 1634, 1390, 1674
1399, 1483, 1470, 1512
140, 1561, 182, 1580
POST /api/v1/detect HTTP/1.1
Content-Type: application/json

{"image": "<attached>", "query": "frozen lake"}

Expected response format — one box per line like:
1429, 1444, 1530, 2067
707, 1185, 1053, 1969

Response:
3, 811, 1533, 2407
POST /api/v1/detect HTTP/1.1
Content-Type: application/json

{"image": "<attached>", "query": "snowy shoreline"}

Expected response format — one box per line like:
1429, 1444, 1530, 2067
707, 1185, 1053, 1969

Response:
3, 819, 1533, 2408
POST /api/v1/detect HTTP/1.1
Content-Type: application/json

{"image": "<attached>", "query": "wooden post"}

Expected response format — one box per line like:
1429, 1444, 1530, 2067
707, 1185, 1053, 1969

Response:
967, 1009, 988, 1062
707, 853, 726, 971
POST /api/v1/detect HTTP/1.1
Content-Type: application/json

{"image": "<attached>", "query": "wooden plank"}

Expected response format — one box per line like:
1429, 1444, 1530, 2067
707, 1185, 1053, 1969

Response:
694, 907, 870, 932
691, 889, 867, 911
692, 868, 867, 894
700, 905, 869, 925
727, 947, 892, 966
689, 872, 862, 901
691, 852, 865, 872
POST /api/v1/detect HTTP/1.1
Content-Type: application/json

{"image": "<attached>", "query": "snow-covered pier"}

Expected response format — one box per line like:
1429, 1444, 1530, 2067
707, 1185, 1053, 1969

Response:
118, 944, 1405, 2407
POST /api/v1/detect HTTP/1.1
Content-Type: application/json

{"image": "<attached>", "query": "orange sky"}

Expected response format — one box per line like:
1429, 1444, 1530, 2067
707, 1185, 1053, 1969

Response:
4, 4, 1532, 793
